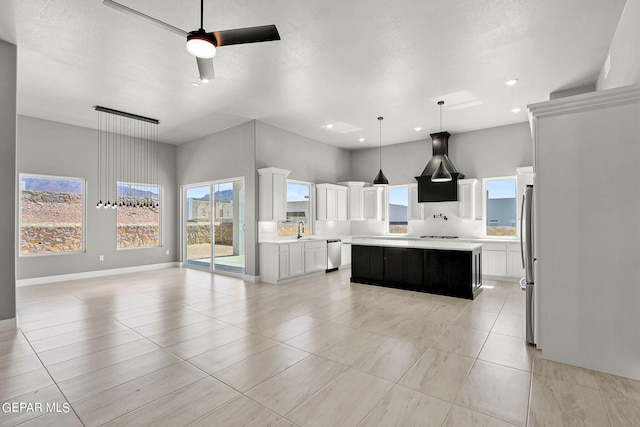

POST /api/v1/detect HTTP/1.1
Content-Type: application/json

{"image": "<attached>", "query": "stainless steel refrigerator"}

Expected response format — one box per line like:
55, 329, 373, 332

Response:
520, 184, 535, 344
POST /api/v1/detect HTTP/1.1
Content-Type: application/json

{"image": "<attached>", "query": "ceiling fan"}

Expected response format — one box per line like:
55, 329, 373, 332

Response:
103, 0, 281, 82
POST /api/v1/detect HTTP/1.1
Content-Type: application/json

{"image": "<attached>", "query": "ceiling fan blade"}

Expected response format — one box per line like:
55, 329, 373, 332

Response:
196, 57, 215, 82
103, 0, 188, 37
211, 25, 280, 47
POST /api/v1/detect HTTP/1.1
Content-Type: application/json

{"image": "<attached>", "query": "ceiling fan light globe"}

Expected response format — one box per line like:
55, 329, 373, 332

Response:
186, 37, 217, 58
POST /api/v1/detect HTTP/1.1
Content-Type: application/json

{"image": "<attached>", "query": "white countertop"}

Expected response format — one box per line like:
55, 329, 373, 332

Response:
350, 237, 482, 251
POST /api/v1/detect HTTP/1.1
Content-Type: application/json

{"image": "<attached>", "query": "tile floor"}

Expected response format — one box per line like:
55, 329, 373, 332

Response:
1, 267, 639, 426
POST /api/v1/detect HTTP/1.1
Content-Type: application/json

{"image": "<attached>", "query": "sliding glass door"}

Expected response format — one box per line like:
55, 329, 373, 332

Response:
185, 185, 212, 268
184, 178, 245, 275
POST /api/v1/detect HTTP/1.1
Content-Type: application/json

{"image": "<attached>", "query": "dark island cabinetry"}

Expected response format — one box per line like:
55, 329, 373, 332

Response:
351, 244, 482, 299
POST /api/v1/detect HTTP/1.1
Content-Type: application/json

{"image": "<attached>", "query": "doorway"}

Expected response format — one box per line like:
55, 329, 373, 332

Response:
184, 178, 245, 275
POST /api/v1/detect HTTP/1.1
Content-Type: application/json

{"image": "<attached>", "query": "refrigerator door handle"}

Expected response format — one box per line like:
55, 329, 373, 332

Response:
520, 193, 526, 268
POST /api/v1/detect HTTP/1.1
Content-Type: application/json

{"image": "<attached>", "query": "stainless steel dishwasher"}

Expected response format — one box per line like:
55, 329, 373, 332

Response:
326, 239, 341, 272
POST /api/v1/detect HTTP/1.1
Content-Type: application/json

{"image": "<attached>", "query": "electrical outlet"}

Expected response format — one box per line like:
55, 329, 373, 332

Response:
165, 250, 170, 255
99, 255, 104, 261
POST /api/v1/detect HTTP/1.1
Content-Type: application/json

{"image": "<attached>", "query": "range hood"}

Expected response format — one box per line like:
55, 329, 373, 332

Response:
415, 131, 465, 202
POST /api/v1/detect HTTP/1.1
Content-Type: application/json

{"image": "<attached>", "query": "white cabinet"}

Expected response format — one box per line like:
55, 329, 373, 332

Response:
363, 186, 384, 220
408, 183, 423, 220
507, 243, 525, 278
458, 179, 477, 220
341, 242, 352, 266
289, 242, 305, 277
338, 181, 366, 220
481, 242, 508, 277
258, 167, 290, 221
305, 240, 327, 273
316, 184, 348, 220
259, 239, 328, 284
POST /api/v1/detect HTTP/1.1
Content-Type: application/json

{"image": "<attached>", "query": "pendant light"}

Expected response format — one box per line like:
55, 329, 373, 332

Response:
431, 101, 452, 183
373, 116, 389, 185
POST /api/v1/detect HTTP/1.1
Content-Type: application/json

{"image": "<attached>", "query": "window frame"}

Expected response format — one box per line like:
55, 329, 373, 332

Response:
18, 173, 87, 257
278, 179, 314, 236
115, 181, 163, 250
482, 175, 518, 238
386, 184, 410, 235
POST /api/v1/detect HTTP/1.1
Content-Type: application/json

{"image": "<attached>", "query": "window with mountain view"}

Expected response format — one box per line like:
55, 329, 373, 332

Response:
117, 182, 161, 248
19, 174, 85, 255
388, 185, 409, 234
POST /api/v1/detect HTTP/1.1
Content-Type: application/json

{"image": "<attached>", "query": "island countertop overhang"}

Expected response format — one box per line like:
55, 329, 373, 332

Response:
350, 238, 483, 252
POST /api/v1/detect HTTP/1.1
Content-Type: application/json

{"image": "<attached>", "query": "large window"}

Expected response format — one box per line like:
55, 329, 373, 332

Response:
278, 181, 312, 237
117, 182, 160, 248
20, 174, 85, 255
388, 185, 409, 234
484, 177, 517, 237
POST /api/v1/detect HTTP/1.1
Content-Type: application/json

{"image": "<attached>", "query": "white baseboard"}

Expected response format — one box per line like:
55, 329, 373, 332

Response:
243, 275, 260, 283
0, 317, 17, 332
16, 262, 180, 287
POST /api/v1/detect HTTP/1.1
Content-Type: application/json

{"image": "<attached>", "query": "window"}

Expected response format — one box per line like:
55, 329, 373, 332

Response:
388, 185, 409, 234
483, 177, 517, 237
278, 181, 312, 237
20, 174, 85, 255
117, 182, 160, 248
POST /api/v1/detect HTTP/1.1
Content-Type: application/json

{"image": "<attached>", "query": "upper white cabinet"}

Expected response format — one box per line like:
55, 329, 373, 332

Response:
363, 186, 384, 220
338, 181, 366, 220
316, 183, 348, 220
258, 167, 290, 221
458, 178, 478, 220
408, 183, 424, 220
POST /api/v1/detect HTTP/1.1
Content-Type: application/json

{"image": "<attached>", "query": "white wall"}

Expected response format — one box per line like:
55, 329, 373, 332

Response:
16, 116, 178, 280
531, 86, 640, 380
256, 121, 351, 184
0, 40, 16, 327
176, 120, 258, 276
349, 122, 533, 236
597, 0, 640, 90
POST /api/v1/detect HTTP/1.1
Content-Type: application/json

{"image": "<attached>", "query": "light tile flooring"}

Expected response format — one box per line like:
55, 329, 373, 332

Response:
2, 267, 639, 426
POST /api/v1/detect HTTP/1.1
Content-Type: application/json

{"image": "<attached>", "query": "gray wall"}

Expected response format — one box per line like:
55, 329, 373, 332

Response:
16, 116, 177, 280
597, 0, 640, 90
0, 40, 16, 324
256, 121, 351, 184
176, 120, 258, 276
350, 122, 533, 215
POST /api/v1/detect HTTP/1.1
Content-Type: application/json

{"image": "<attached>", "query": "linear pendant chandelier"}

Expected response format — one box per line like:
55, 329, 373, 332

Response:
95, 106, 160, 210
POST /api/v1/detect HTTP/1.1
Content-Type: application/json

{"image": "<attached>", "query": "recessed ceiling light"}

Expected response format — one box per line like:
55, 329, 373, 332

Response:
414, 127, 422, 132
358, 138, 365, 142
505, 79, 519, 86
325, 124, 334, 129
511, 107, 522, 113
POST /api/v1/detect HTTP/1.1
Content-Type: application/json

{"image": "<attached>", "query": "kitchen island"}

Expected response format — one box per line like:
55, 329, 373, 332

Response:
350, 238, 483, 299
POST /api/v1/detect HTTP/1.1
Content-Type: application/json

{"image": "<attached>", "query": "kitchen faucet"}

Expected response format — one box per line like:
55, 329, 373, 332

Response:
297, 221, 305, 239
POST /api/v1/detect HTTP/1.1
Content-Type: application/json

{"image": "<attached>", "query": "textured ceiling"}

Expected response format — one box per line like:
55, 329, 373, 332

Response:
0, 0, 627, 148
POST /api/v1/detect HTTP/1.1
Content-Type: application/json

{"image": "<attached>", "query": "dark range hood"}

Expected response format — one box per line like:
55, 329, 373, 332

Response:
415, 131, 465, 202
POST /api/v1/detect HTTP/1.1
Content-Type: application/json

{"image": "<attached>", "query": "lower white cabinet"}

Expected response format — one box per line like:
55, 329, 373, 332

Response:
305, 240, 327, 273
260, 239, 328, 284
480, 241, 525, 279
341, 242, 352, 266
507, 243, 525, 278
289, 242, 305, 277
482, 245, 508, 277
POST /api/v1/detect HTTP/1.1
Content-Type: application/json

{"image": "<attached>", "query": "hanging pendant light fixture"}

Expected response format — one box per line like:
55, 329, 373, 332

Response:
373, 116, 389, 186
95, 106, 160, 211
431, 101, 452, 183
